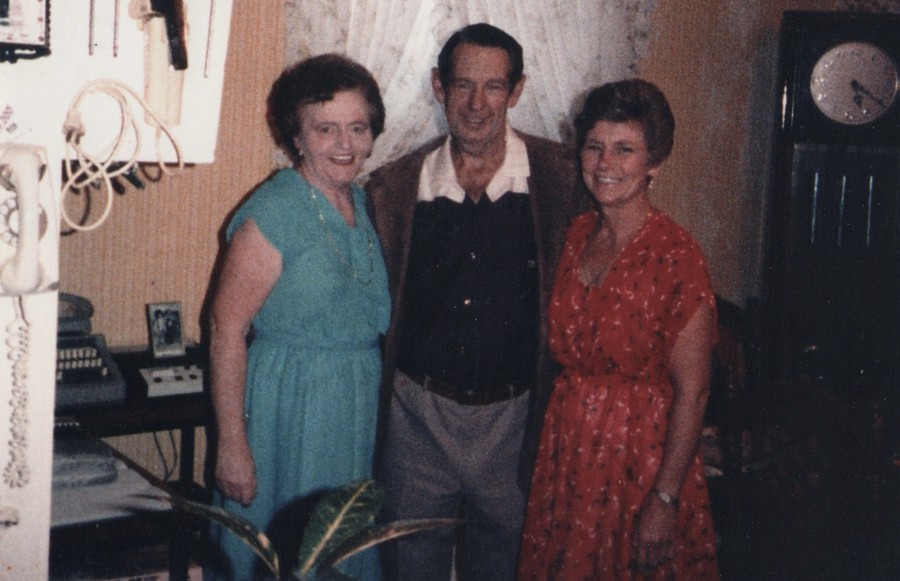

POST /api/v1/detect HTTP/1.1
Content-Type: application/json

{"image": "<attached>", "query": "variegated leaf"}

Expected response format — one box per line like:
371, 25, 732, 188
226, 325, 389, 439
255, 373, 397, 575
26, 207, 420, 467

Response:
320, 518, 461, 569
295, 480, 383, 576
167, 495, 280, 578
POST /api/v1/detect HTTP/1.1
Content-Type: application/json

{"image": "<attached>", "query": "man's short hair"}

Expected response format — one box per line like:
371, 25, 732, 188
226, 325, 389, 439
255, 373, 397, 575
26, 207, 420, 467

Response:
437, 23, 524, 90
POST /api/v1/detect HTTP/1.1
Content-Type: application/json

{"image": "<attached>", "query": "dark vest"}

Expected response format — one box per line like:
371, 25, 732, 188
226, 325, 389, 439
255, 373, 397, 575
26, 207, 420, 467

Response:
397, 192, 538, 393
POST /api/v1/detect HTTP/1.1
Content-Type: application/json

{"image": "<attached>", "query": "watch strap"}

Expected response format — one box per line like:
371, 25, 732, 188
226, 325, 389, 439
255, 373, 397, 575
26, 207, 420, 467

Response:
652, 488, 679, 510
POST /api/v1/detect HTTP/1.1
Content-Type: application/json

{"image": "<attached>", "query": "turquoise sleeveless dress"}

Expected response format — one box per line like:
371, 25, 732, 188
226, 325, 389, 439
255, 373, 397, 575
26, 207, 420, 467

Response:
209, 169, 390, 580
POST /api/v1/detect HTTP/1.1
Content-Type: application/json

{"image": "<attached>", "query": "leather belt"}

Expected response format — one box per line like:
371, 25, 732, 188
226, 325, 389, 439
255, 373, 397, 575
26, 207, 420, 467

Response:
401, 370, 528, 406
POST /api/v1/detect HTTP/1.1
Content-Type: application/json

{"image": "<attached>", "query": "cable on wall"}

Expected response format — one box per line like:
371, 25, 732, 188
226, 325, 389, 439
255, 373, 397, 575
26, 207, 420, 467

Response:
61, 79, 184, 232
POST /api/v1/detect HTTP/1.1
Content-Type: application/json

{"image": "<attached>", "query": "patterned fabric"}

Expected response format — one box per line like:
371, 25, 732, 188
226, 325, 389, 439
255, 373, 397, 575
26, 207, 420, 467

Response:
519, 209, 719, 580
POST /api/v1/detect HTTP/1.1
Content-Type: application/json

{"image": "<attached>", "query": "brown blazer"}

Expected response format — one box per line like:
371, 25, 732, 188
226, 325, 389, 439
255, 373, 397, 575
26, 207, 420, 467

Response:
365, 130, 590, 488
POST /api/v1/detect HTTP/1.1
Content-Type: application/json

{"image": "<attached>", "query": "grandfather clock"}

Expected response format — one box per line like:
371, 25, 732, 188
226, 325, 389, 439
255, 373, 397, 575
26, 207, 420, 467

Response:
763, 11, 900, 398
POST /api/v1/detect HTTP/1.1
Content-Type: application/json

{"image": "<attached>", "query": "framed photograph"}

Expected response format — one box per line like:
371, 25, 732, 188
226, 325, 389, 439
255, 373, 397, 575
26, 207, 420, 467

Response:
147, 301, 186, 359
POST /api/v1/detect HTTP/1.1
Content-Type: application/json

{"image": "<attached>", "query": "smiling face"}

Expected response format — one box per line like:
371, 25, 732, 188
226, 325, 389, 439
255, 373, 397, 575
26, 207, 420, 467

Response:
433, 43, 524, 155
580, 120, 659, 210
294, 89, 374, 196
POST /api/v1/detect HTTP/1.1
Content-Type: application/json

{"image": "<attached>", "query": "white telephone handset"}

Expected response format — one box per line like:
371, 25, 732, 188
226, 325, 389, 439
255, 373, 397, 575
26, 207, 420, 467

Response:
0, 145, 45, 296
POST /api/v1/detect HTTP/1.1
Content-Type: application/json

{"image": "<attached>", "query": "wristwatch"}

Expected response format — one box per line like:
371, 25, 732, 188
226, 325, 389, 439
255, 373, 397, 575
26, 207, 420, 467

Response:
652, 488, 679, 510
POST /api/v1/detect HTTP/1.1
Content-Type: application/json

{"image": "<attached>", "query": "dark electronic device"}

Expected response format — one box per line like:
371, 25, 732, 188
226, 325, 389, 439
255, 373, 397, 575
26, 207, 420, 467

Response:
0, 0, 51, 63
55, 293, 126, 410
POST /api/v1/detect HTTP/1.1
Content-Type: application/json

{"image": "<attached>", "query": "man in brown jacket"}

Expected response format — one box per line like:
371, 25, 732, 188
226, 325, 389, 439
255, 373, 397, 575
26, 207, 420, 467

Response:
366, 23, 587, 581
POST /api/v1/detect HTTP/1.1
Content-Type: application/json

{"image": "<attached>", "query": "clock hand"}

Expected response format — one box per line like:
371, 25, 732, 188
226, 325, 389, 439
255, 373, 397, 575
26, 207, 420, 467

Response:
850, 79, 888, 108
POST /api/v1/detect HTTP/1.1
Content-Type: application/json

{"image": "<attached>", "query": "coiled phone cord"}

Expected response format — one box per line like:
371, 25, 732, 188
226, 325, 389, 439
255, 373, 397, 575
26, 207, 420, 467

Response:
4, 295, 30, 488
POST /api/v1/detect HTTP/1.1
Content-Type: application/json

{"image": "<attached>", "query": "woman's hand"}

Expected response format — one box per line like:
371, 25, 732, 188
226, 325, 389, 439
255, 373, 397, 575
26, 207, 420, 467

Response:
215, 439, 257, 506
633, 492, 677, 571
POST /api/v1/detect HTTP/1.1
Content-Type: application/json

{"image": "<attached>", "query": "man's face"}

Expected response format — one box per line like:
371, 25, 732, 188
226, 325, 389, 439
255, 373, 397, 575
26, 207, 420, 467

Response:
433, 43, 525, 154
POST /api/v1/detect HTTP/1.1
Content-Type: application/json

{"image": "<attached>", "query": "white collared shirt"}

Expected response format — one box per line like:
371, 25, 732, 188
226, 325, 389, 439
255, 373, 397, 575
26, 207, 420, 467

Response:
417, 124, 531, 203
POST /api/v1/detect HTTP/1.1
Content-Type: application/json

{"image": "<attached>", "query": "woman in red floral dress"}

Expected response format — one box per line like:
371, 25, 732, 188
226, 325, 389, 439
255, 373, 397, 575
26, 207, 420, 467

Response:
519, 79, 719, 580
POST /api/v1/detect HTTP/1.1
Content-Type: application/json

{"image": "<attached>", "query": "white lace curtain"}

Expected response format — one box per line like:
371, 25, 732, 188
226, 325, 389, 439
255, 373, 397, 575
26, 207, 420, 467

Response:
284, 0, 658, 174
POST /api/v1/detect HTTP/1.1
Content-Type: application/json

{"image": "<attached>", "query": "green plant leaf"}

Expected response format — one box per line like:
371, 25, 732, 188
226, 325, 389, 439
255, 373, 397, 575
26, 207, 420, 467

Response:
167, 494, 280, 578
320, 518, 461, 570
295, 480, 384, 577
300, 567, 357, 581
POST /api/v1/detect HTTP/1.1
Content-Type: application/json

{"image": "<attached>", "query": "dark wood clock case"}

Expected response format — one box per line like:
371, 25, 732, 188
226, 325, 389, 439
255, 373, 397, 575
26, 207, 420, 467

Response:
750, 10, 900, 578
763, 10, 900, 394
778, 10, 900, 146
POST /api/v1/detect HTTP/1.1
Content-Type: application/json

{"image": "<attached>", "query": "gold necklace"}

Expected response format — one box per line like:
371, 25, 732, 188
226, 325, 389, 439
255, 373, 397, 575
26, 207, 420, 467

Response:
308, 187, 376, 285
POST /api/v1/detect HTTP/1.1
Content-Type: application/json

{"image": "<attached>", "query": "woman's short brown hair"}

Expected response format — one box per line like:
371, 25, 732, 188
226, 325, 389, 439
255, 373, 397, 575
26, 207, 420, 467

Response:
574, 79, 675, 168
267, 54, 385, 164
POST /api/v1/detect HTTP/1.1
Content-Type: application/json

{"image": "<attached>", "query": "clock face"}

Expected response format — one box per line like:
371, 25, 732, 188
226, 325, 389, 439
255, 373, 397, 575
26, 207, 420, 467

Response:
810, 41, 900, 125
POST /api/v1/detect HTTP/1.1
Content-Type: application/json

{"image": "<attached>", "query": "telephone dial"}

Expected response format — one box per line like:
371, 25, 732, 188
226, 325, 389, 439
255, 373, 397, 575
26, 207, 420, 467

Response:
0, 144, 55, 296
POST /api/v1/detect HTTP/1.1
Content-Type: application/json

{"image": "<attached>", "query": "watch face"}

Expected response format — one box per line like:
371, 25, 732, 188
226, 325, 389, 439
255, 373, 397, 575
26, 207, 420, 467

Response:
810, 41, 899, 125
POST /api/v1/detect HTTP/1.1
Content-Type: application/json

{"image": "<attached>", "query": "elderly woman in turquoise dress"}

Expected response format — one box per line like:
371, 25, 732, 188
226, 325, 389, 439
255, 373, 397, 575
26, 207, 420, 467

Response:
205, 54, 389, 580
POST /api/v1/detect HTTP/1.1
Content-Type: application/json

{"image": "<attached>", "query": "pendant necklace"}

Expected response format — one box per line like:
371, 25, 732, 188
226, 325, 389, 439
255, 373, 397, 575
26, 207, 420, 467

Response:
308, 186, 376, 285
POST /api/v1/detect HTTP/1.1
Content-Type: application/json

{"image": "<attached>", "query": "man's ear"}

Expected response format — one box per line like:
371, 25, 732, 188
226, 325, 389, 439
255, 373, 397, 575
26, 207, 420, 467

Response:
431, 68, 446, 106
508, 74, 526, 108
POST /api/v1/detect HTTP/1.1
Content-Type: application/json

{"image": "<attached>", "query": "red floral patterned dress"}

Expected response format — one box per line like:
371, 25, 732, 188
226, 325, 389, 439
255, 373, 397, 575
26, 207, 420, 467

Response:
518, 210, 720, 580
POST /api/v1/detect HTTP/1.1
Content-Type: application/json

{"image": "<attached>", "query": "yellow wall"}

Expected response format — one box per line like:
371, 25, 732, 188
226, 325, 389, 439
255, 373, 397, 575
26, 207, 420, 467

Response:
61, 1, 890, 478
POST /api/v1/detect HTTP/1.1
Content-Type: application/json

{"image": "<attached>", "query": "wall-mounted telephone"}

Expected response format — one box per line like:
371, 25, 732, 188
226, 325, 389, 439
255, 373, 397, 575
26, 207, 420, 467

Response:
0, 145, 57, 489
55, 293, 126, 411
0, 144, 54, 296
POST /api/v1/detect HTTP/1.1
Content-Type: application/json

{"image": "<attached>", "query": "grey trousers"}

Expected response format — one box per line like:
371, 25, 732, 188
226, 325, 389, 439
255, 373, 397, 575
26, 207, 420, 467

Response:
379, 371, 529, 581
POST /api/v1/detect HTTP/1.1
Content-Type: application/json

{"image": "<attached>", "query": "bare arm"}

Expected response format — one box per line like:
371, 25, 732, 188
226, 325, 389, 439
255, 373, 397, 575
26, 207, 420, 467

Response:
633, 302, 715, 569
209, 220, 281, 506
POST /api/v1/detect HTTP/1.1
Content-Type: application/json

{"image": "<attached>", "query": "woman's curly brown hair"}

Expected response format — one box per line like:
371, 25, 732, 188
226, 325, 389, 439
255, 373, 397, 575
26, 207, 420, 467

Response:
267, 54, 385, 165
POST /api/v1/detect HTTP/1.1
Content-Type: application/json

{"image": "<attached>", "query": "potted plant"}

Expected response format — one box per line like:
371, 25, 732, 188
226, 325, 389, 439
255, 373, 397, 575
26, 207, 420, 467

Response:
167, 479, 457, 580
